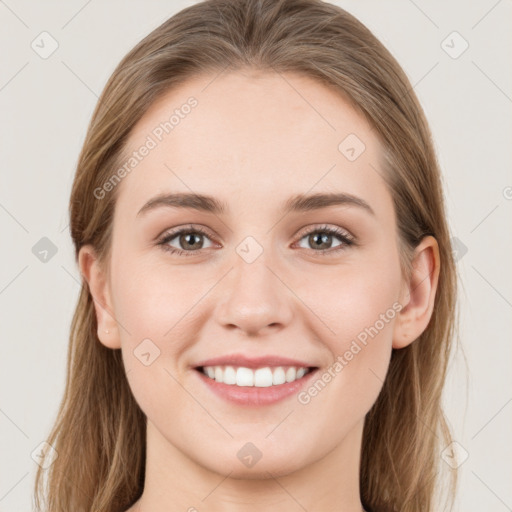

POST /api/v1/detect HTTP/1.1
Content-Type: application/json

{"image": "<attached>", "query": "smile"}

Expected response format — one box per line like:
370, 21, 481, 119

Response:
199, 365, 314, 387
194, 365, 319, 406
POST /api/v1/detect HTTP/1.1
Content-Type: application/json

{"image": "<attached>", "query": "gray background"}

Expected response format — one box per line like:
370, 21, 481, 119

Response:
0, 0, 511, 510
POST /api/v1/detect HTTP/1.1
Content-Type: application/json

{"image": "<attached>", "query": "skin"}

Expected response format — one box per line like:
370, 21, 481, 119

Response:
79, 69, 440, 512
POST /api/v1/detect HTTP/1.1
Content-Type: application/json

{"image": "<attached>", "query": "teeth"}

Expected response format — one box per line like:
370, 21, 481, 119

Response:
296, 367, 307, 379
223, 365, 236, 385
254, 368, 272, 387
272, 367, 286, 385
285, 367, 296, 382
200, 365, 311, 387
236, 367, 254, 386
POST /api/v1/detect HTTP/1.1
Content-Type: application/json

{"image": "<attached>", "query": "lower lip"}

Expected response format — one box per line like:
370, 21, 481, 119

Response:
194, 368, 319, 406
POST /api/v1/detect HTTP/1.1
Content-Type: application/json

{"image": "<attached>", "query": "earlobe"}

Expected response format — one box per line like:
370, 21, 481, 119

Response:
392, 236, 440, 349
78, 245, 121, 349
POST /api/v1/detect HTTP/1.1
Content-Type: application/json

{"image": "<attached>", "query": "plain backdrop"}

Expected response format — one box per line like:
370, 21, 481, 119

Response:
0, 1, 511, 510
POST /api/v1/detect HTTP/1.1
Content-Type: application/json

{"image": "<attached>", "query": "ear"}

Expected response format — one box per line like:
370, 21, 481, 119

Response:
392, 235, 441, 349
78, 244, 121, 349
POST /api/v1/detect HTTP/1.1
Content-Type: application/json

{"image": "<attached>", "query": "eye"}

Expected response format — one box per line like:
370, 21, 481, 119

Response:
295, 224, 355, 255
157, 225, 215, 256
157, 223, 356, 257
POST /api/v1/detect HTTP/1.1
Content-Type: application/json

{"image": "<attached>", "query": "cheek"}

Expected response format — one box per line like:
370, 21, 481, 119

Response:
297, 250, 401, 411
113, 260, 197, 423
299, 252, 401, 346
111, 256, 201, 339
291, 268, 399, 442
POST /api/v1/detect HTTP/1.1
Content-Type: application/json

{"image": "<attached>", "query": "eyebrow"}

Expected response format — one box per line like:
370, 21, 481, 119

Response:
136, 191, 375, 217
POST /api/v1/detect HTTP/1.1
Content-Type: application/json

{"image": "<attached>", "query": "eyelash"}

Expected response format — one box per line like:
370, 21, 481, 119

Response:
156, 223, 356, 257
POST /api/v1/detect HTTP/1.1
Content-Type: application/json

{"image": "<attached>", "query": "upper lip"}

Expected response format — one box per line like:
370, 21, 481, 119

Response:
193, 353, 318, 369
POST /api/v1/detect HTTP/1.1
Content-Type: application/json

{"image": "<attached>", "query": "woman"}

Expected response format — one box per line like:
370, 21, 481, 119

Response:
34, 0, 460, 511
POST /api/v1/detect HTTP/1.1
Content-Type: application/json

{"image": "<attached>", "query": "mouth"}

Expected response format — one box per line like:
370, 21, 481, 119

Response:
193, 364, 320, 406
195, 364, 318, 387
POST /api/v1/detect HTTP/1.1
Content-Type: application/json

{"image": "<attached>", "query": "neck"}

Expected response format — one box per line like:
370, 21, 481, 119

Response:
130, 418, 366, 512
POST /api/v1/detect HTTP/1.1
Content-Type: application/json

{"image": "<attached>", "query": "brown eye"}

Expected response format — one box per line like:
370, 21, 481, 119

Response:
296, 225, 355, 255
158, 226, 215, 256
177, 232, 206, 250
306, 232, 336, 250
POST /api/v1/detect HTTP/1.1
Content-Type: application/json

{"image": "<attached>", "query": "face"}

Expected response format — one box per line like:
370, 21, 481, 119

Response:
84, 70, 417, 478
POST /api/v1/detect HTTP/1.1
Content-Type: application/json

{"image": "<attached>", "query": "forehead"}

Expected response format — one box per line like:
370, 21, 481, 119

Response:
114, 70, 391, 221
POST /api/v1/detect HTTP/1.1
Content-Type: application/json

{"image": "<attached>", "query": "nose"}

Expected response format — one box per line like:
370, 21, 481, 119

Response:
215, 251, 294, 337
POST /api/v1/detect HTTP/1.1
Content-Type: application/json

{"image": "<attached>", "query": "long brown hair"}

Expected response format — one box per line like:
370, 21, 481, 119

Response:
34, 1, 462, 510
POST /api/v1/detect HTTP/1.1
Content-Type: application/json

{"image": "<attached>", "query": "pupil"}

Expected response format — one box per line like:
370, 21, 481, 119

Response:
311, 233, 331, 249
182, 233, 202, 249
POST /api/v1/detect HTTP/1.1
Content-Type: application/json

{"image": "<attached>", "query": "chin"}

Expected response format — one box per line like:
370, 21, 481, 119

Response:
198, 446, 308, 480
